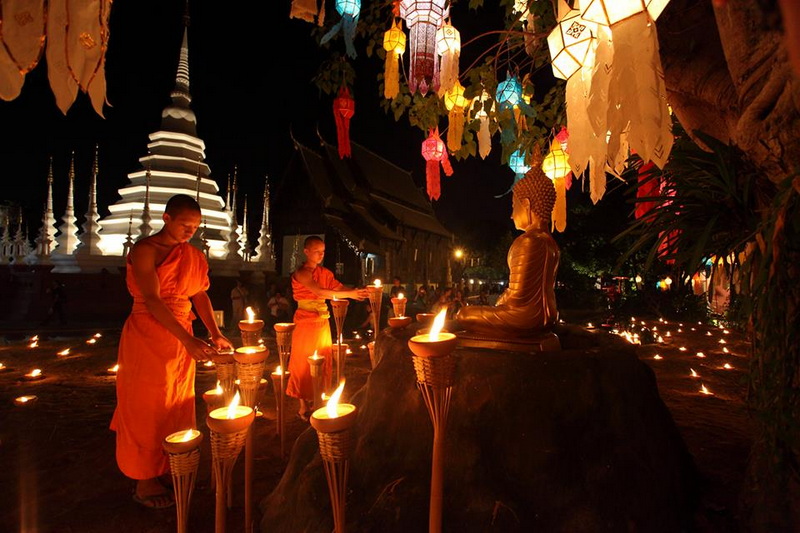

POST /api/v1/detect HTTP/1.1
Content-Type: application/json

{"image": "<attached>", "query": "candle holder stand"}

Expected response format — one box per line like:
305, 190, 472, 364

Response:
332, 342, 349, 385
233, 346, 268, 533
308, 354, 326, 410
207, 407, 255, 533
163, 431, 203, 533
270, 369, 290, 455
274, 322, 295, 457
211, 349, 237, 405
407, 334, 458, 533
367, 341, 376, 369
310, 408, 358, 533
391, 297, 407, 318
238, 319, 264, 348
367, 285, 384, 342
330, 299, 349, 385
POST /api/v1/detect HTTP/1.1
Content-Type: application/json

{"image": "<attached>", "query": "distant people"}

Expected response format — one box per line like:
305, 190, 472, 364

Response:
110, 194, 233, 509
41, 280, 67, 326
390, 276, 405, 298
267, 289, 291, 324
411, 285, 429, 314
229, 279, 249, 327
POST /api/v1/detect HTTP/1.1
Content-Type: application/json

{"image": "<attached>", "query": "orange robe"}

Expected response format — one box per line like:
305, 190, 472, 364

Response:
286, 265, 343, 401
110, 243, 209, 480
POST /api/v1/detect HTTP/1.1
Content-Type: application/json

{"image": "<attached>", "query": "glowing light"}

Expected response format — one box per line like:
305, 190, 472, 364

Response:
696, 352, 706, 358
722, 347, 729, 354
666, 331, 672, 337
653, 354, 662, 360
26, 369, 43, 378
723, 363, 733, 370
107, 364, 119, 374
373, 279, 382, 288
57, 348, 71, 357
700, 384, 713, 396
690, 368, 698, 377
326, 380, 346, 419
93, 333, 102, 338
246, 306, 256, 323
678, 346, 687, 352
723, 329, 730, 335
226, 391, 242, 419
706, 331, 712, 336
718, 338, 726, 344
29, 341, 38, 348
429, 308, 448, 341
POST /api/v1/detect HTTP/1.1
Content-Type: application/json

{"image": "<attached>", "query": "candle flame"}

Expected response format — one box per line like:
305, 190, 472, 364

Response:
0, 362, 5, 370
722, 347, 729, 354
653, 354, 662, 360
226, 391, 241, 419
666, 331, 672, 337
373, 279, 382, 288
429, 308, 447, 341
700, 384, 713, 395
274, 365, 283, 375
326, 380, 346, 418
18, 396, 30, 403
690, 368, 698, 377
180, 429, 195, 442
215, 381, 223, 394
706, 331, 712, 336
696, 352, 706, 358
93, 333, 102, 338
58, 348, 70, 356
723, 329, 730, 335
718, 338, 726, 344
28, 369, 42, 378
246, 306, 256, 322
108, 364, 119, 373
679, 346, 687, 351
204, 360, 214, 367
587, 322, 594, 328
32, 335, 39, 341
86, 338, 97, 344
29, 341, 38, 348
397, 292, 404, 300
310, 350, 321, 360
723, 363, 733, 370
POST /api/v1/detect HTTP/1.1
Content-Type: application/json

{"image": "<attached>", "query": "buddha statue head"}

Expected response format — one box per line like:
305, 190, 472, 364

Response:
511, 148, 556, 232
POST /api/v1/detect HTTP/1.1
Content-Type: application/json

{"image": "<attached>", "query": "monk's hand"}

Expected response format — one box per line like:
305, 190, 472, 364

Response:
210, 333, 233, 352
185, 337, 217, 362
354, 288, 370, 300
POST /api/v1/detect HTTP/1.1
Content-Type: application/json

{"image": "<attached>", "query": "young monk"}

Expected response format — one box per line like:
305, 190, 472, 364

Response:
287, 236, 368, 420
110, 194, 233, 509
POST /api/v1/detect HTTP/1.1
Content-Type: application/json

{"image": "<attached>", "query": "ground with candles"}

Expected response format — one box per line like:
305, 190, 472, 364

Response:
0, 314, 751, 532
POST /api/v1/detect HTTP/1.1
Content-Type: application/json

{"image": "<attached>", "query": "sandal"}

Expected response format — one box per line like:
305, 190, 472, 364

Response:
133, 491, 175, 510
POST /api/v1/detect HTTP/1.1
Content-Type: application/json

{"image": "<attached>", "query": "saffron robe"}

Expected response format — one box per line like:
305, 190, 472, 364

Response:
110, 243, 209, 480
286, 265, 343, 401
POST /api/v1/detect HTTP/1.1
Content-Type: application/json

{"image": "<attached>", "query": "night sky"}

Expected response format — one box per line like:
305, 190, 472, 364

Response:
0, 1, 602, 249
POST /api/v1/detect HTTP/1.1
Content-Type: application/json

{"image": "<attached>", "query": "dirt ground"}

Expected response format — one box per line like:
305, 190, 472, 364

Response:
0, 314, 752, 533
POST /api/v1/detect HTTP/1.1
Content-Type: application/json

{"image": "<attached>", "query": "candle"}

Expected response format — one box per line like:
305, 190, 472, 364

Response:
234, 345, 268, 364
0, 362, 6, 371
239, 306, 264, 333
163, 428, 203, 454
408, 309, 458, 357
203, 381, 225, 412
86, 338, 97, 345
14, 395, 38, 406
310, 380, 357, 433
699, 384, 713, 396
57, 348, 71, 357
107, 364, 120, 375
207, 391, 255, 433
24, 369, 44, 381
690, 368, 699, 378
391, 293, 407, 318
93, 332, 102, 338
373, 279, 382, 288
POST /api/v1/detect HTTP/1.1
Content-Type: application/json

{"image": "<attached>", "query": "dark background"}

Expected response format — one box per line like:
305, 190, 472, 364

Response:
0, 0, 526, 247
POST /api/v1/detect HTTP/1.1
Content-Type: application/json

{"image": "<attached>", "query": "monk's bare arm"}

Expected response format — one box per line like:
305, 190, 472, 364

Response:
129, 243, 213, 361
294, 268, 369, 300
191, 291, 233, 351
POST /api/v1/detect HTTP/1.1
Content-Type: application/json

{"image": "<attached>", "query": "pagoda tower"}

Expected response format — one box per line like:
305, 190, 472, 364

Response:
53, 152, 81, 255
77, 145, 103, 255
96, 20, 230, 257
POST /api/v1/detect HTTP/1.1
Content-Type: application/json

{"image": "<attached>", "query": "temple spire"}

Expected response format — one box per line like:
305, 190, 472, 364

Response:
138, 156, 153, 240
225, 165, 241, 260
54, 151, 80, 255
122, 211, 135, 257
13, 211, 31, 260
78, 144, 103, 255
254, 176, 275, 268
44, 156, 58, 252
239, 194, 251, 261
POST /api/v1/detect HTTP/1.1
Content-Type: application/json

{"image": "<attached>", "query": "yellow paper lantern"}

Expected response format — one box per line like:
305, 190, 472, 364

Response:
444, 81, 468, 152
383, 20, 406, 99
581, 0, 670, 26
547, 1, 598, 80
542, 141, 570, 179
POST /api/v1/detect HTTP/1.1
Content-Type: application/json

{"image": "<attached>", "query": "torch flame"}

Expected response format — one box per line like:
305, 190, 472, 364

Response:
373, 279, 382, 288
397, 292, 404, 300
246, 306, 256, 323
214, 381, 223, 394
326, 380, 346, 419
226, 391, 241, 419
180, 429, 195, 442
429, 308, 447, 341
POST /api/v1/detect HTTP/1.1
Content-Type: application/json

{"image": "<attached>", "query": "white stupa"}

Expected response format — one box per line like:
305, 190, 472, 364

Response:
96, 23, 230, 257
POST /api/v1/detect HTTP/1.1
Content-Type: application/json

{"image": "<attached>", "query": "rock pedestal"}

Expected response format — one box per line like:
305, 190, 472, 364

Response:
260, 325, 698, 532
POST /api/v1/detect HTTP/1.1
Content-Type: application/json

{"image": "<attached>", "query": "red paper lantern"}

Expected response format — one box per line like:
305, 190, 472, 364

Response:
421, 128, 453, 201
333, 85, 355, 159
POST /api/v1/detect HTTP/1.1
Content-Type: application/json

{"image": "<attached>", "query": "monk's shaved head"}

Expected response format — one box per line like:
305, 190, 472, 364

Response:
165, 194, 201, 217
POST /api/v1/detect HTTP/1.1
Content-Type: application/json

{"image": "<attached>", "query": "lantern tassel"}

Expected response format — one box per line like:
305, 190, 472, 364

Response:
342, 14, 358, 59
478, 117, 491, 159
438, 50, 459, 97
446, 108, 464, 153
384, 52, 400, 99
426, 160, 441, 201
553, 176, 567, 233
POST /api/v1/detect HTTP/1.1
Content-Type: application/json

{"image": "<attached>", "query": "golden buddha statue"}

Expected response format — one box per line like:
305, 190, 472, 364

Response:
456, 155, 560, 351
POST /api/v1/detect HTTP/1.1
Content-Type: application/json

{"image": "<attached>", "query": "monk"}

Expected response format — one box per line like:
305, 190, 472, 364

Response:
287, 235, 368, 420
110, 194, 232, 509
456, 163, 560, 338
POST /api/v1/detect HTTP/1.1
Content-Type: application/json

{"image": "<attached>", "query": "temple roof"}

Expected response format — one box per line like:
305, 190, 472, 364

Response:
286, 135, 453, 253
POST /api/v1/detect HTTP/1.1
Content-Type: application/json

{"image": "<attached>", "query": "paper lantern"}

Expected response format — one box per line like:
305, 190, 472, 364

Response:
444, 81, 468, 152
581, 0, 669, 26
383, 20, 406, 99
421, 128, 453, 200
400, 0, 449, 95
508, 149, 530, 177
547, 1, 598, 80
436, 20, 460, 97
320, 0, 361, 59
471, 90, 495, 159
542, 141, 570, 180
635, 161, 659, 219
496, 74, 522, 110
333, 85, 355, 159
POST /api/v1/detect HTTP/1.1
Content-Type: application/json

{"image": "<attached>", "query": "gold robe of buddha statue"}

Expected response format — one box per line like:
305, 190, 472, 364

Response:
456, 163, 559, 338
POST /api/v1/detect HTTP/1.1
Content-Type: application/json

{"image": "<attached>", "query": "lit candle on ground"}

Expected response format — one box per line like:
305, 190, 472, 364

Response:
706, 331, 712, 336
207, 391, 255, 433
391, 292, 407, 318
24, 369, 44, 381
29, 340, 38, 348
57, 348, 70, 357
203, 381, 225, 412
718, 338, 727, 344
86, 338, 97, 345
723, 329, 730, 335
679, 347, 687, 352
14, 395, 38, 406
678, 329, 683, 333
163, 428, 203, 454
202, 360, 215, 369
586, 322, 594, 329
653, 354, 662, 360
696, 352, 706, 358
107, 364, 119, 375
239, 307, 265, 346
690, 368, 699, 378
93, 332, 102, 338
700, 384, 713, 395
666, 331, 672, 337
722, 347, 729, 354
408, 309, 457, 356
723, 363, 733, 370
0, 362, 6, 371
310, 380, 357, 433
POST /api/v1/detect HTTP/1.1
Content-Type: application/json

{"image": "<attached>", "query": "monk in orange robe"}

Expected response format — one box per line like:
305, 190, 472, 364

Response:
287, 235, 368, 419
110, 194, 232, 509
